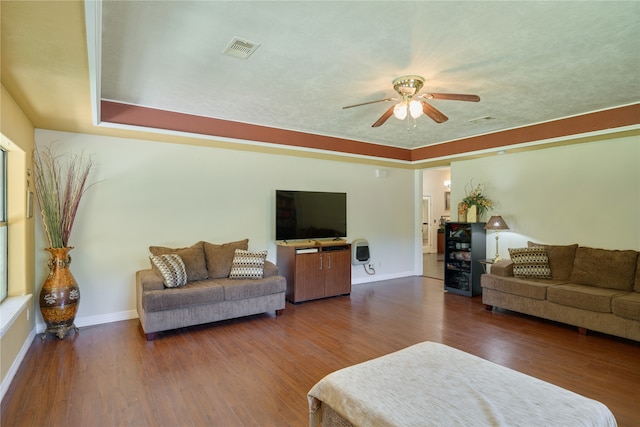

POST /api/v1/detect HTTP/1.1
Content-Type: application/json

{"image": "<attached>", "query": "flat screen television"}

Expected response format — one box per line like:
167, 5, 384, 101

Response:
275, 190, 347, 241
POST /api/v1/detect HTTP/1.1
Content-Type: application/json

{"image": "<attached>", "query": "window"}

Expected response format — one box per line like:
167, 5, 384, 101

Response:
0, 149, 6, 302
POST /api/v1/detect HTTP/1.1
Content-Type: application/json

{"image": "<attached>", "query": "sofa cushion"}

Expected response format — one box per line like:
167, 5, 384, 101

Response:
481, 274, 559, 300
217, 275, 286, 301
229, 249, 267, 279
142, 279, 225, 312
150, 254, 187, 288
508, 247, 551, 279
569, 247, 638, 291
547, 284, 627, 313
149, 241, 208, 281
203, 239, 249, 279
612, 293, 640, 321
528, 242, 578, 281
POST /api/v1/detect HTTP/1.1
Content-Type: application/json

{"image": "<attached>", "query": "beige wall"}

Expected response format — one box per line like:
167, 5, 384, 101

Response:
0, 85, 36, 389
33, 129, 418, 328
451, 134, 640, 258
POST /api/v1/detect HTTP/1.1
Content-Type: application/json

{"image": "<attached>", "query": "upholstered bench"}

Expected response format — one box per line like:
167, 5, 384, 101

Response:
309, 341, 616, 426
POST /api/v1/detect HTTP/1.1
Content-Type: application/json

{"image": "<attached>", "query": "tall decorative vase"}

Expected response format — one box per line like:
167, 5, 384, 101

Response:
467, 205, 478, 222
39, 247, 80, 340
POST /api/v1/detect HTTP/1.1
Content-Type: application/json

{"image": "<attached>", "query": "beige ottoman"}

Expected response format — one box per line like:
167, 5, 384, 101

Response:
309, 341, 617, 427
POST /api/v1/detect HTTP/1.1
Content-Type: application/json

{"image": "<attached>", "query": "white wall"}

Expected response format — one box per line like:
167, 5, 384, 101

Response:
34, 130, 418, 327
451, 135, 640, 259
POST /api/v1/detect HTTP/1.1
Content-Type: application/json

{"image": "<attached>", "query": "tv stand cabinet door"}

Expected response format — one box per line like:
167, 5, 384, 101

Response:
323, 249, 351, 297
294, 253, 325, 302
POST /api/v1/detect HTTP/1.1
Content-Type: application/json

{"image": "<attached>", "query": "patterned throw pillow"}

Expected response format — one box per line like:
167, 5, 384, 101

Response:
508, 247, 552, 279
150, 254, 188, 288
229, 249, 267, 279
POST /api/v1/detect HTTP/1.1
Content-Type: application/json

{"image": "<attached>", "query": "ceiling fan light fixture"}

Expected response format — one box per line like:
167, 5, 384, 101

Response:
393, 102, 408, 120
409, 100, 423, 119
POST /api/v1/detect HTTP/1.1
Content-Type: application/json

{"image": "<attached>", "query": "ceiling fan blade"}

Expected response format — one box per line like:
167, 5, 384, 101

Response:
425, 93, 480, 102
343, 97, 395, 109
421, 101, 449, 123
372, 105, 395, 127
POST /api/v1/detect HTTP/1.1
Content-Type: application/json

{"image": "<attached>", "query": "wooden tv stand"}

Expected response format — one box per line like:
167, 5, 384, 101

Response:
277, 241, 352, 304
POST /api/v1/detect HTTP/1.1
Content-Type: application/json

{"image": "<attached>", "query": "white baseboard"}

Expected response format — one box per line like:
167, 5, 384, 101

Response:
351, 271, 415, 285
35, 309, 139, 333
0, 327, 36, 403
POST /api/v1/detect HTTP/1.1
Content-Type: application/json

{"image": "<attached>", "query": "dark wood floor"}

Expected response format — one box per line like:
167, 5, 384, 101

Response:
3, 277, 639, 426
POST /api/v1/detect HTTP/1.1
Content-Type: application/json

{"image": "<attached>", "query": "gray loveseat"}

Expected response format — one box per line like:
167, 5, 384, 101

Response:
481, 243, 640, 342
136, 239, 286, 340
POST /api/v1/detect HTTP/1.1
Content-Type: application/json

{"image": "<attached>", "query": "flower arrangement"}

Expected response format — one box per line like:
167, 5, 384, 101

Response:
461, 181, 493, 219
33, 146, 94, 248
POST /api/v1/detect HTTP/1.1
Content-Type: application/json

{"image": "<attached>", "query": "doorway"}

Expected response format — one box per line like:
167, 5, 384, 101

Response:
422, 196, 431, 253
421, 167, 450, 280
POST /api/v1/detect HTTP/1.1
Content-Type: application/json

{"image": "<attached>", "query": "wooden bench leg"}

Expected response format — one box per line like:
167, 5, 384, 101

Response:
276, 309, 284, 316
578, 327, 588, 336
484, 304, 493, 311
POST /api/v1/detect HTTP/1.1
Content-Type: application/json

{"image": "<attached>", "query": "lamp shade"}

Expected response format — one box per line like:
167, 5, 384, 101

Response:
484, 215, 509, 230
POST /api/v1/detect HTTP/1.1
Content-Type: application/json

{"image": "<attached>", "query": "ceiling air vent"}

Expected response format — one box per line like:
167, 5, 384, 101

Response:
223, 37, 260, 59
468, 116, 496, 124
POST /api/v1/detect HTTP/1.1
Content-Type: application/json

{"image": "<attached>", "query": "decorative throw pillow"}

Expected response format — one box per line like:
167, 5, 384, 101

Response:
149, 241, 207, 281
150, 254, 188, 288
229, 249, 267, 279
508, 247, 552, 279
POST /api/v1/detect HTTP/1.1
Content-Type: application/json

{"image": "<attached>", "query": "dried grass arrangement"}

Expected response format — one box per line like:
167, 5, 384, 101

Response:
33, 146, 94, 248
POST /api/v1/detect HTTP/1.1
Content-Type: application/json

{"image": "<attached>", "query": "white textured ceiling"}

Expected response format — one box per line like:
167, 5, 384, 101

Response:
99, 1, 639, 150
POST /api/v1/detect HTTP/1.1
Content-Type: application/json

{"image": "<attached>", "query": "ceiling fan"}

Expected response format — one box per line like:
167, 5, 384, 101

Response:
343, 75, 480, 128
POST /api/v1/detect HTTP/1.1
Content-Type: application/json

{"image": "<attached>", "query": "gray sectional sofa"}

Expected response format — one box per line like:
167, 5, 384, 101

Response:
481, 243, 640, 342
136, 239, 286, 340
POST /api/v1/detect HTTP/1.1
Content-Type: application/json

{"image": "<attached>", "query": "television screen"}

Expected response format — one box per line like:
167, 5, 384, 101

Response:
275, 190, 347, 241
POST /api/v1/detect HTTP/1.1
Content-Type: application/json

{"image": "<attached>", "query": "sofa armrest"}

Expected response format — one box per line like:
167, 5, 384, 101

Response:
263, 260, 280, 278
137, 269, 165, 291
491, 260, 514, 277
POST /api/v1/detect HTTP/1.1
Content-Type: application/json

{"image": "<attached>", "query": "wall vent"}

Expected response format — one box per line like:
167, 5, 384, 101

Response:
223, 37, 260, 59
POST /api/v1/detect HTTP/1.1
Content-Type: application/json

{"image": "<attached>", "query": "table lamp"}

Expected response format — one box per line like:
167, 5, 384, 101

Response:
484, 215, 510, 262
